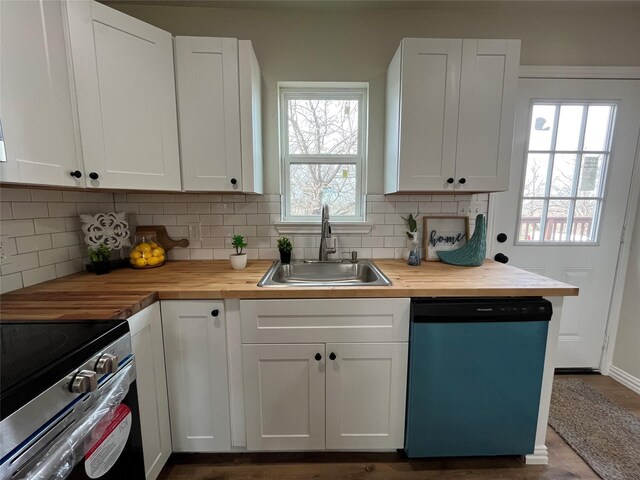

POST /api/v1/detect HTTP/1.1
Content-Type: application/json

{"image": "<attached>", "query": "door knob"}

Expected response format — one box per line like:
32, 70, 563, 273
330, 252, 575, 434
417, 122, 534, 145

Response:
70, 170, 82, 178
494, 253, 509, 264
459, 178, 467, 184
329, 352, 337, 360
497, 233, 508, 243
315, 353, 322, 361
447, 177, 454, 184
89, 172, 99, 180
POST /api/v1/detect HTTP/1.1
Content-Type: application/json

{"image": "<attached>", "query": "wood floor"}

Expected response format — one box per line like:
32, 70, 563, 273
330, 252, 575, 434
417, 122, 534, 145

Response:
158, 374, 640, 480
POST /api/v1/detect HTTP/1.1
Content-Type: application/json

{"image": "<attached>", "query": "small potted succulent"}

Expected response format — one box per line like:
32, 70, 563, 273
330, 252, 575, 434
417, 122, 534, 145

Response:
230, 234, 248, 270
88, 242, 112, 275
277, 237, 293, 264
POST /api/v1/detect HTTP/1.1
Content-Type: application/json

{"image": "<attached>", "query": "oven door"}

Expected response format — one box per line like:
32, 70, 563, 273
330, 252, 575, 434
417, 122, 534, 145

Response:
9, 363, 145, 480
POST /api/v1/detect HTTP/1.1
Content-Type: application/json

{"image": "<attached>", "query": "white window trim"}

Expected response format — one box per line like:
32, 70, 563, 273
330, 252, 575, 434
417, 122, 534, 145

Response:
278, 82, 369, 223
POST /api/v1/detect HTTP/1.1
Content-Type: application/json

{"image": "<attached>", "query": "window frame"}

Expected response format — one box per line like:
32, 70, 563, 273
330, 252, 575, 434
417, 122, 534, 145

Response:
515, 100, 617, 245
279, 82, 368, 223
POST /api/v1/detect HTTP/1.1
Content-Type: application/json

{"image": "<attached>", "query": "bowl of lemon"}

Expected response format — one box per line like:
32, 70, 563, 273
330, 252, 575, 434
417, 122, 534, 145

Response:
129, 233, 166, 269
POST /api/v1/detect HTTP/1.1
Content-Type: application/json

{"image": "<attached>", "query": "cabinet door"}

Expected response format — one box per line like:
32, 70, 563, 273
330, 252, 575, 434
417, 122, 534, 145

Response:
161, 301, 231, 452
397, 38, 461, 191
128, 303, 171, 480
175, 37, 242, 191
66, 1, 181, 190
325, 343, 408, 450
0, 0, 83, 187
243, 344, 325, 451
455, 39, 520, 192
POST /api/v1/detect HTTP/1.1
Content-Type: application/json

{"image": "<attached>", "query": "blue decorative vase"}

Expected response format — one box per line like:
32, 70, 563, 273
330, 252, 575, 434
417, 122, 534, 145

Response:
437, 214, 487, 267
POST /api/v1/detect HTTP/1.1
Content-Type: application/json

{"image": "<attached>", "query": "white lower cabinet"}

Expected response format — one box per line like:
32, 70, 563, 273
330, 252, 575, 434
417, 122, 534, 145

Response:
128, 303, 171, 480
240, 299, 410, 452
161, 300, 231, 452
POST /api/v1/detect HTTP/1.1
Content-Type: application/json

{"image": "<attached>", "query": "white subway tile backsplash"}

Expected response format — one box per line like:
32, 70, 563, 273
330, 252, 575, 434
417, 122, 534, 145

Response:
49, 202, 78, 217
16, 234, 53, 254
235, 202, 258, 214
200, 215, 224, 226
1, 252, 40, 275
22, 265, 57, 287
224, 214, 247, 226
39, 247, 71, 266
12, 202, 49, 219
187, 203, 210, 214
164, 203, 188, 214
152, 215, 177, 225
139, 203, 164, 214
1, 219, 35, 237
258, 202, 279, 214
34, 218, 67, 234
1, 188, 31, 202
0, 203, 13, 220
0, 272, 23, 293
190, 249, 214, 260
31, 190, 64, 202
52, 232, 80, 248
55, 259, 83, 278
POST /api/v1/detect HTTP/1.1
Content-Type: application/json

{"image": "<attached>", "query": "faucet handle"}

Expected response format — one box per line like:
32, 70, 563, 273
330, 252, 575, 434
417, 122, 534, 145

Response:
351, 251, 358, 263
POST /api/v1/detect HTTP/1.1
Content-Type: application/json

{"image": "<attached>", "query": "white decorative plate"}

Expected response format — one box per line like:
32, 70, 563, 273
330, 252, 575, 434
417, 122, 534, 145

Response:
80, 212, 131, 249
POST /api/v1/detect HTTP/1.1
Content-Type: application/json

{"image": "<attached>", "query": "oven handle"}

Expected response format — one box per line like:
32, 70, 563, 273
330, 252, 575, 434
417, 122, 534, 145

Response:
24, 364, 134, 480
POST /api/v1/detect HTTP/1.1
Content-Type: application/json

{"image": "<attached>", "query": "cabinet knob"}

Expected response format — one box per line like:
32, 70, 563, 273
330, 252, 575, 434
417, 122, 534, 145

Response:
211, 309, 219, 317
447, 177, 454, 184
70, 370, 98, 394
494, 253, 509, 264
230, 178, 237, 185
70, 170, 82, 178
315, 353, 322, 361
89, 172, 99, 180
459, 178, 467, 184
497, 233, 508, 243
329, 352, 337, 361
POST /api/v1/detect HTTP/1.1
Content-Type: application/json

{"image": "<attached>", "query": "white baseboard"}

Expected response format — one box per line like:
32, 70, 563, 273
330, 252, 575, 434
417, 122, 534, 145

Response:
525, 446, 549, 465
608, 365, 640, 395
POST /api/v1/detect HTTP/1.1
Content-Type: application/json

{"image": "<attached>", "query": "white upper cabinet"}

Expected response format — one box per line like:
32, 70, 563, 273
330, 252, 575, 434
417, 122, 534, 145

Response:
175, 37, 263, 193
65, 1, 181, 191
0, 0, 83, 187
384, 38, 520, 193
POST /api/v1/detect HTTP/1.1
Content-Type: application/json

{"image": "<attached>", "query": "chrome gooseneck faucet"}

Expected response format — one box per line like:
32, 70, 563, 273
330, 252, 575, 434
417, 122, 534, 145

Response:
319, 204, 336, 261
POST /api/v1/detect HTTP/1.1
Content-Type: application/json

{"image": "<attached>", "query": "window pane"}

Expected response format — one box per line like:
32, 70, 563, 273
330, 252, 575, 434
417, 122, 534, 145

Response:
584, 105, 612, 151
287, 99, 359, 155
572, 200, 598, 241
523, 154, 550, 197
528, 104, 556, 151
519, 199, 544, 241
577, 155, 605, 197
549, 154, 577, 197
545, 200, 570, 241
555, 105, 584, 151
289, 164, 356, 216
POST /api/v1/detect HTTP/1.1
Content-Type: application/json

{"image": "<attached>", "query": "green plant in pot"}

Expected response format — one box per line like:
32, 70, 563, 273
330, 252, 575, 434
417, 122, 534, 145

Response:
277, 237, 293, 264
88, 242, 112, 275
230, 234, 248, 270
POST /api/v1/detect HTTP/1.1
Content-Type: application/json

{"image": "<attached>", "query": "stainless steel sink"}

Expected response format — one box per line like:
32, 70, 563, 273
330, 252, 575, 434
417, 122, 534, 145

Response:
257, 260, 392, 287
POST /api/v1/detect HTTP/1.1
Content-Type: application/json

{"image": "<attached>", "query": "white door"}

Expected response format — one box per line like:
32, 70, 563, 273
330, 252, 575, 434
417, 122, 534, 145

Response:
455, 40, 519, 192
490, 78, 640, 369
128, 304, 171, 480
66, 1, 181, 190
161, 301, 231, 452
0, 0, 83, 187
325, 343, 408, 450
175, 37, 242, 191
242, 343, 326, 451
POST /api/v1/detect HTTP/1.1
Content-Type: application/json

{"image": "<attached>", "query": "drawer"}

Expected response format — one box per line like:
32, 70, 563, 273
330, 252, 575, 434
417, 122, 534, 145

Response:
240, 298, 410, 343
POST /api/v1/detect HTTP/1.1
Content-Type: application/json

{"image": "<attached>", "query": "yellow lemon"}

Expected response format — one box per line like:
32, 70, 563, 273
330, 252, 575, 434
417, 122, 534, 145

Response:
159, 255, 166, 263
142, 251, 153, 259
148, 241, 158, 249
129, 258, 136, 265
134, 257, 147, 267
152, 248, 164, 257
137, 242, 151, 253
130, 250, 142, 260
147, 256, 161, 266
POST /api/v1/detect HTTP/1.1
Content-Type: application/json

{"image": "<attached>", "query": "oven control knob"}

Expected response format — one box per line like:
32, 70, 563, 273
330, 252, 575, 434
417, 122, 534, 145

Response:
70, 370, 98, 393
95, 353, 119, 375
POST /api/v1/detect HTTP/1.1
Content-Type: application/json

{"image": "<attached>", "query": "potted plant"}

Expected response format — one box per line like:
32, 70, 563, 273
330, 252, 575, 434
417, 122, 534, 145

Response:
230, 234, 248, 270
401, 212, 421, 266
88, 242, 112, 275
277, 237, 293, 264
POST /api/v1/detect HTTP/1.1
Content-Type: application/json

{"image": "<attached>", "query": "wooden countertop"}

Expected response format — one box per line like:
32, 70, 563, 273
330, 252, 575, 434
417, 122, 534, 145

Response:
0, 259, 578, 321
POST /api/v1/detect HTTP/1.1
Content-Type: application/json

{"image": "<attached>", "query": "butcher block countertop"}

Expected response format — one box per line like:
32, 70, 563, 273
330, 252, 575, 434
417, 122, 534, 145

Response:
0, 259, 578, 321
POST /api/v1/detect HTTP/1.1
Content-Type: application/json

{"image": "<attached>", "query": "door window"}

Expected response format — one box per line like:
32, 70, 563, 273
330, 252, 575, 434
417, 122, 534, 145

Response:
517, 102, 616, 243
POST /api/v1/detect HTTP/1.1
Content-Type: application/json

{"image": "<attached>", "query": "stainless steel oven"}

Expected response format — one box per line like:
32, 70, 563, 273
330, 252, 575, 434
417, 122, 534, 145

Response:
0, 321, 145, 480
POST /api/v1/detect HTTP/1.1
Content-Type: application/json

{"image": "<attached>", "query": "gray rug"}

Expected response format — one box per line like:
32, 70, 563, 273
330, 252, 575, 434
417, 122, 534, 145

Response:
549, 378, 640, 480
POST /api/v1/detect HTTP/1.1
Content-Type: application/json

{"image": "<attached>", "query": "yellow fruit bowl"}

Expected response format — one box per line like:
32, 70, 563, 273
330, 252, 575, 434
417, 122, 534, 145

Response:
129, 241, 166, 269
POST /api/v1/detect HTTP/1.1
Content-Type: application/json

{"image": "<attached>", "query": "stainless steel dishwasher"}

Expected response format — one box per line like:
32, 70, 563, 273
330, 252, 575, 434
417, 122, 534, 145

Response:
404, 297, 552, 458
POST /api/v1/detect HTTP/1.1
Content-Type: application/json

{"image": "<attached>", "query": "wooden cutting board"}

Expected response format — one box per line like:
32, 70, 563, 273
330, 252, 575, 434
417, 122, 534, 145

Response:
135, 225, 189, 252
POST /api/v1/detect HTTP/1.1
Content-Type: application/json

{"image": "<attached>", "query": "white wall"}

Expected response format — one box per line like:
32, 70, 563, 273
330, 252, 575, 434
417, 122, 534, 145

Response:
612, 190, 640, 379
106, 1, 640, 194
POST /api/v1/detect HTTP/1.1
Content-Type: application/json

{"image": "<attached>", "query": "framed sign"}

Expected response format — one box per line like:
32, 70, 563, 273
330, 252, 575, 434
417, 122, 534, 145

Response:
423, 216, 470, 261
